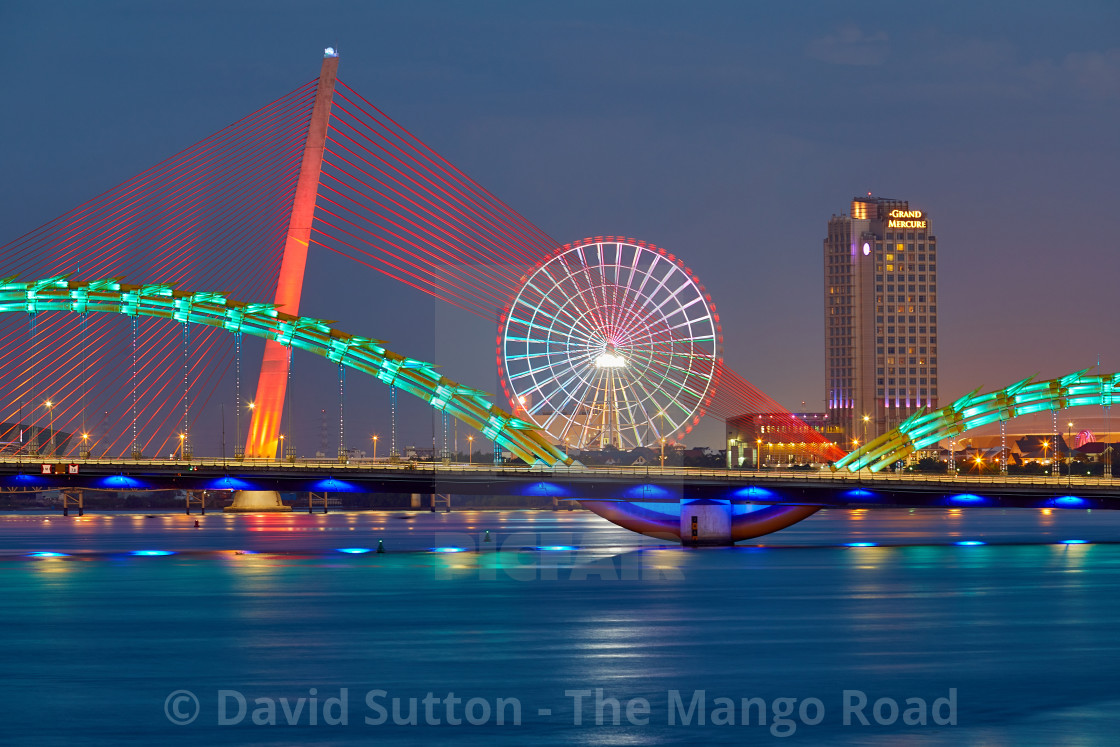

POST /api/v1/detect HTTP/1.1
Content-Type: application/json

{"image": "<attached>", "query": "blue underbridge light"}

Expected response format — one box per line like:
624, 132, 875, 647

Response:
845, 542, 877, 547
949, 494, 985, 505
537, 545, 576, 551
1061, 539, 1090, 545
131, 550, 175, 556
955, 540, 986, 546
337, 548, 372, 554
431, 547, 467, 553
27, 551, 70, 558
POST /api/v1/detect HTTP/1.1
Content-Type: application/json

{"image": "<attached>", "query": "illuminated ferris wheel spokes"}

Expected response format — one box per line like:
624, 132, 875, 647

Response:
500, 238, 721, 451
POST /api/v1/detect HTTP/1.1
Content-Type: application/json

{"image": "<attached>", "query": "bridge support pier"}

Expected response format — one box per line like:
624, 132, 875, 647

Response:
185, 491, 206, 515
308, 492, 329, 514
224, 490, 292, 512
680, 500, 733, 546
61, 489, 83, 517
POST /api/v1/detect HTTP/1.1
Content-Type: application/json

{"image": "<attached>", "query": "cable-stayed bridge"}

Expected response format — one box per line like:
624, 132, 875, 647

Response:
2, 50, 1116, 544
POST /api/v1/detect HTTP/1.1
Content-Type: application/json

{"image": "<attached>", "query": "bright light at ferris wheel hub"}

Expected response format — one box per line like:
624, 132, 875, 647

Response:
595, 352, 627, 368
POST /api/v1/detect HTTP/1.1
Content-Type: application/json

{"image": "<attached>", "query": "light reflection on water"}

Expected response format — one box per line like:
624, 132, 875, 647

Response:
5, 508, 1120, 745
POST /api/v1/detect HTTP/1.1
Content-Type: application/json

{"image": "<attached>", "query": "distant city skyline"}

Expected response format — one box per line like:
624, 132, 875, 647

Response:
1, 2, 1117, 450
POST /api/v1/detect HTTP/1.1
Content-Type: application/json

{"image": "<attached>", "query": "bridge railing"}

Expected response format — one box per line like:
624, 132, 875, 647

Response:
2, 455, 1115, 487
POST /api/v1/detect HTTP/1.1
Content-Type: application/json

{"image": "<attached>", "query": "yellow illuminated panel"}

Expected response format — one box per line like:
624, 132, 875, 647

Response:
887, 209, 927, 229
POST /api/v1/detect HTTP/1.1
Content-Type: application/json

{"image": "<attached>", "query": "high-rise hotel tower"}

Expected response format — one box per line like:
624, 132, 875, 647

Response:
824, 196, 939, 447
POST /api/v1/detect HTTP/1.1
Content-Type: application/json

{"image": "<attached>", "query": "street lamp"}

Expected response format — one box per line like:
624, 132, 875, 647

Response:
278, 434, 284, 463
43, 400, 55, 456
80, 433, 89, 459
468, 435, 474, 466
1042, 440, 1050, 472
239, 400, 254, 460
177, 433, 185, 460
1067, 421, 1074, 486
756, 438, 762, 471
372, 434, 378, 461
660, 437, 666, 468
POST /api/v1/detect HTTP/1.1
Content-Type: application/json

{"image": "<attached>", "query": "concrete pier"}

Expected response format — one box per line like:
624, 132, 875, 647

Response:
680, 499, 733, 546
224, 490, 292, 512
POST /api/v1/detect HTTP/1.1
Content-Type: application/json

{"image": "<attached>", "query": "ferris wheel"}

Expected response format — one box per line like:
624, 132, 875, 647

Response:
499, 238, 722, 451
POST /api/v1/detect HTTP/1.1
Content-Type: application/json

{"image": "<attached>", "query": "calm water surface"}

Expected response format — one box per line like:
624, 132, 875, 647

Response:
4, 507, 1120, 745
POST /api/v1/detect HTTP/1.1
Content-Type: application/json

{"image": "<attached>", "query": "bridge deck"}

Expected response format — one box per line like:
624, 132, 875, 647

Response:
1, 457, 1116, 511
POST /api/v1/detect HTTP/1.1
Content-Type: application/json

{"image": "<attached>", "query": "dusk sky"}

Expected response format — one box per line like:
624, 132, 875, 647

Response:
2, 1, 1118, 449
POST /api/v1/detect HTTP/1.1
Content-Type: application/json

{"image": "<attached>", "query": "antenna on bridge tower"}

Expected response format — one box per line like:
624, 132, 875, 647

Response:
244, 48, 340, 460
